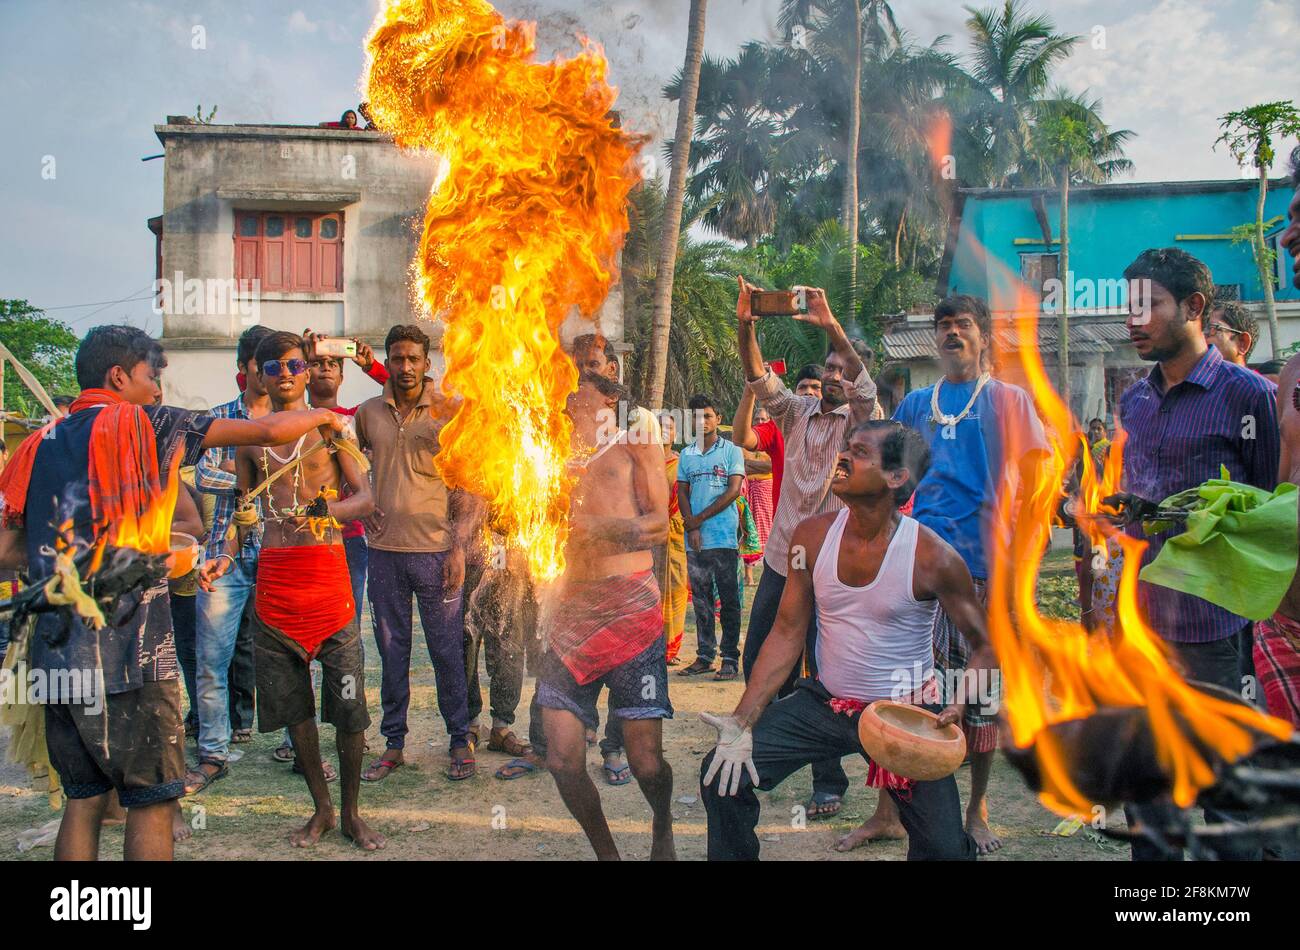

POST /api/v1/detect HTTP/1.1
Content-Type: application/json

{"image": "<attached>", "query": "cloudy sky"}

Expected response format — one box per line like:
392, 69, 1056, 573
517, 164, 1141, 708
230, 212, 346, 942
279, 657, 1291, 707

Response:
1, 0, 1296, 334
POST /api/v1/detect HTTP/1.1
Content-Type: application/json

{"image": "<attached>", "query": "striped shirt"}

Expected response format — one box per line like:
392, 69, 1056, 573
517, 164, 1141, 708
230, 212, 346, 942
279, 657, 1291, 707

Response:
1120, 345, 1279, 644
196, 394, 263, 561
749, 367, 875, 575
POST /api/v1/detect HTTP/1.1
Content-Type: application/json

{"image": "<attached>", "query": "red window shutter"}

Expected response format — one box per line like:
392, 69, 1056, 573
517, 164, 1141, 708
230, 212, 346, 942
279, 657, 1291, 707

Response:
291, 216, 315, 291
262, 214, 288, 290
319, 215, 341, 291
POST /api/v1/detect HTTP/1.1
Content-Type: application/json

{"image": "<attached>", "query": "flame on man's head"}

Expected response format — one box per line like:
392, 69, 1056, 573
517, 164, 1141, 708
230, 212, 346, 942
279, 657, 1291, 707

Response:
363, 0, 644, 580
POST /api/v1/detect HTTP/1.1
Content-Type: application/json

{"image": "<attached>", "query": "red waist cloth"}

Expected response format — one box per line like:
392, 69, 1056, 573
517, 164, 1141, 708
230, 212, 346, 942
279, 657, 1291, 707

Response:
256, 545, 354, 658
828, 676, 939, 798
547, 570, 663, 685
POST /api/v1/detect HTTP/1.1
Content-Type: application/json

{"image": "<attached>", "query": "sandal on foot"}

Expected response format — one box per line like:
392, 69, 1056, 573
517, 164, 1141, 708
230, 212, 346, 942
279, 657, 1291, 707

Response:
292, 758, 338, 782
272, 743, 295, 764
183, 759, 229, 796
487, 729, 530, 757
805, 792, 843, 821
230, 729, 253, 744
714, 662, 739, 681
676, 658, 715, 677
603, 761, 632, 786
362, 756, 403, 782
447, 747, 476, 781
495, 757, 542, 780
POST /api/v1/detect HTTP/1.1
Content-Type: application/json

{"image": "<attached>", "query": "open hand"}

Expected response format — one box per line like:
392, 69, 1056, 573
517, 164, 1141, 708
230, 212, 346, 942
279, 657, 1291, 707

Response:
198, 557, 230, 593
700, 712, 759, 796
792, 287, 837, 332
736, 275, 763, 325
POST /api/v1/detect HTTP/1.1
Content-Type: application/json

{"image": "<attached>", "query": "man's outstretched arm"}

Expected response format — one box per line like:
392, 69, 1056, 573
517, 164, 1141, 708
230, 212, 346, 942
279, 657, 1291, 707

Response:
202, 408, 344, 450
919, 530, 997, 727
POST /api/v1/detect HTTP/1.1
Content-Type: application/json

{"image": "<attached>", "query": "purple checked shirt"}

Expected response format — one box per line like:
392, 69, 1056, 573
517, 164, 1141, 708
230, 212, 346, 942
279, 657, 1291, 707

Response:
1119, 345, 1279, 644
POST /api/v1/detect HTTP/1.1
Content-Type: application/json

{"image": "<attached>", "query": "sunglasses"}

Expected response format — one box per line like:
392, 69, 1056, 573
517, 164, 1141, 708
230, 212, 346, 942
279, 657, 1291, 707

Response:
262, 358, 308, 377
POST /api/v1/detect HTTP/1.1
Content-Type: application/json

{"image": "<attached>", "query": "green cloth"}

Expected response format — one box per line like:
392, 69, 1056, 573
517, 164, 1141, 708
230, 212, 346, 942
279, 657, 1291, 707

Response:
1139, 467, 1299, 621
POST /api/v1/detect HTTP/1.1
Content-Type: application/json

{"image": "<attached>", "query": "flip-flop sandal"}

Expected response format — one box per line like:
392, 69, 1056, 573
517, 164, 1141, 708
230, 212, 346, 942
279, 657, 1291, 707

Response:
362, 758, 403, 782
487, 729, 531, 757
272, 743, 295, 764
494, 757, 541, 781
292, 758, 338, 782
603, 762, 633, 786
183, 760, 229, 796
230, 729, 253, 744
447, 749, 476, 781
805, 792, 843, 821
714, 665, 739, 681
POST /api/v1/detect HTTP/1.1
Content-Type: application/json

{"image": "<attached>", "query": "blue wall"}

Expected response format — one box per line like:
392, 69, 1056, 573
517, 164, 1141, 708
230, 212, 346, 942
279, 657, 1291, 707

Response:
948, 182, 1299, 306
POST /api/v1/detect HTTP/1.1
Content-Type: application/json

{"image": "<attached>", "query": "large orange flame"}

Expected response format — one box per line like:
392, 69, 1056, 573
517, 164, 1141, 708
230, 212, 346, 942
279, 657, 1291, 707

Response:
363, 0, 644, 580
976, 249, 1293, 816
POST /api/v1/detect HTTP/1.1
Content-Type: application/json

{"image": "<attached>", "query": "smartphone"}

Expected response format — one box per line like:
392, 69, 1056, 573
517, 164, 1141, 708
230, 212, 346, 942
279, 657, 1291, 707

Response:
314, 337, 358, 359
766, 358, 787, 375
750, 288, 808, 317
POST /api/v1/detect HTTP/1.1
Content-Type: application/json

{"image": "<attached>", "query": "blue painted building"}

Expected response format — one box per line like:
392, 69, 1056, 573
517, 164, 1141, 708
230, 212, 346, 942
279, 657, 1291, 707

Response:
881, 178, 1298, 421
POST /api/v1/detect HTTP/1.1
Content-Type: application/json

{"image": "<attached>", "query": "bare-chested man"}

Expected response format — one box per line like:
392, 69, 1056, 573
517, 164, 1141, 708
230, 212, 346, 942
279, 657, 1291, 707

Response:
536, 372, 673, 860
1258, 146, 1300, 729
208, 331, 384, 850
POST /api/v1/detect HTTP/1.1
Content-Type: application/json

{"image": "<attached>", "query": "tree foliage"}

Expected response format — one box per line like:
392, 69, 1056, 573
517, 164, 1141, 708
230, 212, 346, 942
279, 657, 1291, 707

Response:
0, 300, 78, 419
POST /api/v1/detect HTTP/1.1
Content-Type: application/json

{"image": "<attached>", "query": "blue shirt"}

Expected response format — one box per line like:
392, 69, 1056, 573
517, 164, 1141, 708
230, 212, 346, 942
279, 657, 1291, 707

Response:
894, 377, 1047, 580
677, 436, 745, 551
1120, 346, 1279, 644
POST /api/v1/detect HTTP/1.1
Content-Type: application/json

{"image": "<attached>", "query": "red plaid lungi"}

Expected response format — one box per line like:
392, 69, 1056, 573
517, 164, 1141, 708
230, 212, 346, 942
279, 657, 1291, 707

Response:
546, 569, 663, 685
1255, 612, 1300, 727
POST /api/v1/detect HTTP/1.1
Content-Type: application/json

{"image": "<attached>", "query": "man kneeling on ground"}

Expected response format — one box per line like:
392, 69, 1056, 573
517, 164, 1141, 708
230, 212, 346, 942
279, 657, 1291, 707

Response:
700, 421, 995, 860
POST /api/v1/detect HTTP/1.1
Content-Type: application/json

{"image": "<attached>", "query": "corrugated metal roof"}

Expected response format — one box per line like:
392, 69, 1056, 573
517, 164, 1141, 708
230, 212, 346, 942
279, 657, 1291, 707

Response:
883, 321, 1114, 361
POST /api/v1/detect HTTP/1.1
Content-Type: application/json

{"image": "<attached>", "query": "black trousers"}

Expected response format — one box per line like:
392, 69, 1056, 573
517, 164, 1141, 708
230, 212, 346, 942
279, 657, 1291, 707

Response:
701, 679, 975, 861
740, 565, 848, 799
1125, 631, 1261, 861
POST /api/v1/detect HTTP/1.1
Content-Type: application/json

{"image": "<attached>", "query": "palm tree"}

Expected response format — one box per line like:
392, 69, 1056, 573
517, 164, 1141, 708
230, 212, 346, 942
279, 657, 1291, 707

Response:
1026, 89, 1135, 407
663, 43, 795, 246
779, 0, 901, 306
964, 0, 1079, 186
1215, 100, 1300, 359
622, 181, 752, 411
647, 0, 709, 410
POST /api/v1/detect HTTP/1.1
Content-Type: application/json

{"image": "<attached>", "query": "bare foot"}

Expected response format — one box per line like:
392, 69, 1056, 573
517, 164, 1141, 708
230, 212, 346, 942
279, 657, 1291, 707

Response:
966, 811, 1002, 854
172, 805, 193, 843
341, 813, 387, 851
651, 819, 676, 861
289, 809, 336, 847
835, 813, 907, 852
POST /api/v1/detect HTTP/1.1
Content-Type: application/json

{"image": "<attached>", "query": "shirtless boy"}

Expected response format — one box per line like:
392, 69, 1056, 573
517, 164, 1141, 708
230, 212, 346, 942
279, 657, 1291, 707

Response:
210, 331, 384, 850
536, 372, 673, 860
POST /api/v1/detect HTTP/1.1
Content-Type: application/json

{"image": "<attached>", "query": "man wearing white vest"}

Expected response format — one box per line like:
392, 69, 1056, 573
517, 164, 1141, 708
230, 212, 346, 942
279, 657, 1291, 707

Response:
699, 420, 994, 860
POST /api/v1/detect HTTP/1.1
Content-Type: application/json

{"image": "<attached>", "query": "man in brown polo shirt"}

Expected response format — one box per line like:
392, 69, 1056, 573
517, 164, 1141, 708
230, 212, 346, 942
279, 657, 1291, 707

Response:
354, 324, 479, 782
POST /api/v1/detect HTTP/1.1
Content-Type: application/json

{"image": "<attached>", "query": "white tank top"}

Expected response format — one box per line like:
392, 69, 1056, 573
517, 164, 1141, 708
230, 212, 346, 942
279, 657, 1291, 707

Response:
813, 510, 938, 703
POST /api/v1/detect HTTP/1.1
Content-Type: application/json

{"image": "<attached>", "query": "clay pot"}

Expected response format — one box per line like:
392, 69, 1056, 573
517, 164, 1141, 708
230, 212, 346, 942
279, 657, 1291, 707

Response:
858, 700, 966, 781
167, 532, 200, 580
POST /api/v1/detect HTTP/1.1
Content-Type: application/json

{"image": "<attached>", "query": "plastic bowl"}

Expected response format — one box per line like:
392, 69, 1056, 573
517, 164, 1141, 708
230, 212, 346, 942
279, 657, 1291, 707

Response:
167, 532, 200, 580
857, 700, 967, 781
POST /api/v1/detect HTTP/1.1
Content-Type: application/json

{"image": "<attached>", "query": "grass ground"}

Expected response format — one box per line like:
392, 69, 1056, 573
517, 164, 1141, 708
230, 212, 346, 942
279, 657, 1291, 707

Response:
0, 555, 1128, 860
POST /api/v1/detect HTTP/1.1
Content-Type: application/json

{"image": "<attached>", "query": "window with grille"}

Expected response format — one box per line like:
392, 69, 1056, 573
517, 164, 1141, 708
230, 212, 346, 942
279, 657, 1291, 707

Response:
233, 211, 343, 293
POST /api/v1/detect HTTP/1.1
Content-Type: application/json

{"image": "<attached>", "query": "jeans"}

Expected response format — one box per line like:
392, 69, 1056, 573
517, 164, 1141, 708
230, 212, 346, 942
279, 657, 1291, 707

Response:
195, 554, 258, 761
687, 547, 742, 665
171, 592, 199, 732
368, 548, 470, 751
701, 679, 976, 860
1125, 631, 1261, 861
740, 564, 847, 798
463, 556, 531, 726
343, 534, 368, 628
